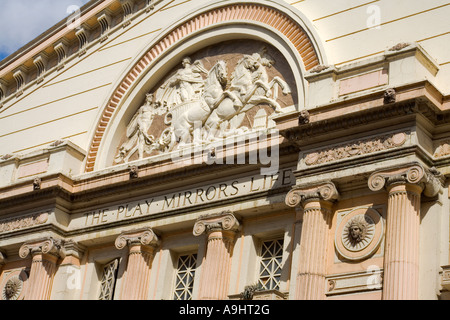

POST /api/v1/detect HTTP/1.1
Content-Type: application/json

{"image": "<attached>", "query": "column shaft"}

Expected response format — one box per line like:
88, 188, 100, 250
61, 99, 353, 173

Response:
115, 228, 159, 300
383, 184, 421, 300
198, 230, 236, 300
295, 199, 332, 300
27, 253, 58, 300
121, 244, 155, 300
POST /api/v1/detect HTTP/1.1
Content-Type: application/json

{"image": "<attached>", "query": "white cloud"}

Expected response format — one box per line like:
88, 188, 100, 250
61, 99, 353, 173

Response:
0, 0, 90, 58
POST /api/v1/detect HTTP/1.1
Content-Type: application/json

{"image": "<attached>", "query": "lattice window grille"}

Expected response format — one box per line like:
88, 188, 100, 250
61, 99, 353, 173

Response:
173, 254, 197, 300
258, 238, 284, 291
98, 259, 119, 300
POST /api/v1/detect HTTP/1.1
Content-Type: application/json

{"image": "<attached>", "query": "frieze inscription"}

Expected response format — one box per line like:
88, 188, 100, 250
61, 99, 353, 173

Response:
79, 168, 294, 228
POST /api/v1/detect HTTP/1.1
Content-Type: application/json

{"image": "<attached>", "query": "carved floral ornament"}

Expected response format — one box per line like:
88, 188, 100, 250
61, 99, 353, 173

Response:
304, 132, 407, 166
0, 212, 48, 234
114, 44, 293, 165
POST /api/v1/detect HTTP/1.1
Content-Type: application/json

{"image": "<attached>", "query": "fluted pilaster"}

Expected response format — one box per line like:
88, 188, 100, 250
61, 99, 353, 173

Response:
193, 211, 240, 300
19, 237, 63, 300
115, 228, 159, 300
368, 163, 441, 300
286, 182, 339, 300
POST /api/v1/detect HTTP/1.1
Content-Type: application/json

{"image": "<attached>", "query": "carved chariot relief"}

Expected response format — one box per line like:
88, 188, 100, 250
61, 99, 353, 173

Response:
114, 41, 295, 165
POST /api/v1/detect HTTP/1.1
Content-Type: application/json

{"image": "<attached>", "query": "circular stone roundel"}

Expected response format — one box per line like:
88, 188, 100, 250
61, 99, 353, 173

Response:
335, 207, 384, 261
1, 269, 28, 301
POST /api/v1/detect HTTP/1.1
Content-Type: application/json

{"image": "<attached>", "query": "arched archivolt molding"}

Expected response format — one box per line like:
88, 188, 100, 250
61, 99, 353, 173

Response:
85, 2, 324, 172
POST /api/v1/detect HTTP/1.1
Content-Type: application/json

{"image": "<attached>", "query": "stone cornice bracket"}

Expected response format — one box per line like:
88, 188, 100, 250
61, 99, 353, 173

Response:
115, 228, 159, 250
120, 0, 136, 26
146, 0, 155, 12
96, 9, 113, 42
75, 24, 92, 56
13, 66, 28, 97
285, 182, 339, 208
0, 78, 8, 102
368, 163, 442, 197
19, 237, 65, 259
33, 52, 49, 83
193, 211, 241, 237
54, 39, 69, 69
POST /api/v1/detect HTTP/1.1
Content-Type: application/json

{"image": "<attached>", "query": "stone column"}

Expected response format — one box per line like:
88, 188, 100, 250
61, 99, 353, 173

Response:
193, 211, 240, 300
368, 163, 441, 300
19, 237, 63, 300
115, 228, 159, 300
286, 182, 339, 300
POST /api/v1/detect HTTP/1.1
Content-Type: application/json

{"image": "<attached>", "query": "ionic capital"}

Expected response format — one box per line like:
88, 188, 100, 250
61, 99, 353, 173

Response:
285, 182, 339, 208
368, 163, 442, 197
115, 228, 159, 250
19, 237, 64, 259
193, 211, 240, 237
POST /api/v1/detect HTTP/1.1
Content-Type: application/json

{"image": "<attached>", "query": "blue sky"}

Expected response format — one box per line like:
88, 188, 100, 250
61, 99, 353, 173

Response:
0, 0, 90, 62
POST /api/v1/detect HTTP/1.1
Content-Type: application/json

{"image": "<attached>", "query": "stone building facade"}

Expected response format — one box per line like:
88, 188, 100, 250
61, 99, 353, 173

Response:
1, 0, 450, 300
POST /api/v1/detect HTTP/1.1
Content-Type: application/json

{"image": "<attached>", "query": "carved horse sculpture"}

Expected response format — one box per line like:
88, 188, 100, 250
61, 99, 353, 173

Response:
163, 60, 233, 149
204, 50, 291, 137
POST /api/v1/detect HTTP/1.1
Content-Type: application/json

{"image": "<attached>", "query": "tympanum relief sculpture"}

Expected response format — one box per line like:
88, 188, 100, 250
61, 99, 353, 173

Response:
114, 41, 294, 165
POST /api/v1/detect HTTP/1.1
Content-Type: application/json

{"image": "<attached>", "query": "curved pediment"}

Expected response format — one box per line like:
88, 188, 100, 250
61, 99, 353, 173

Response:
86, 2, 324, 172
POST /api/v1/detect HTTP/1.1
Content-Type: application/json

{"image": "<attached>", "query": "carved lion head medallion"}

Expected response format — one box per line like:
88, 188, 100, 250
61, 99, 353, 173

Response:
335, 207, 384, 261
1, 270, 27, 301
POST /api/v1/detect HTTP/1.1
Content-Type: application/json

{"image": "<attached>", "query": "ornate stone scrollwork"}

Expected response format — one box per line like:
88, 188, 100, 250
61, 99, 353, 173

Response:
193, 211, 240, 236
19, 237, 64, 259
115, 228, 159, 250
285, 182, 339, 208
0, 212, 48, 234
368, 163, 442, 197
304, 132, 407, 166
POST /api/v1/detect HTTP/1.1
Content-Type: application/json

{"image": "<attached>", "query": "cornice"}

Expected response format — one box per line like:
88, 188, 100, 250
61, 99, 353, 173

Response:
279, 83, 450, 147
281, 99, 419, 145
0, 143, 297, 213
0, 0, 163, 103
